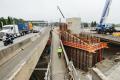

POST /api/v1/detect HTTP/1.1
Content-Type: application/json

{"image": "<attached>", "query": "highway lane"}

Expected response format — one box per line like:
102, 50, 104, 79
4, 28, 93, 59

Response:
0, 33, 38, 50
0, 27, 46, 50
0, 27, 50, 80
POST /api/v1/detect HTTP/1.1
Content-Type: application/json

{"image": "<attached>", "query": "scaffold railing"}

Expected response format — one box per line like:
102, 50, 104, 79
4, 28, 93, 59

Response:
60, 40, 80, 80
61, 31, 108, 53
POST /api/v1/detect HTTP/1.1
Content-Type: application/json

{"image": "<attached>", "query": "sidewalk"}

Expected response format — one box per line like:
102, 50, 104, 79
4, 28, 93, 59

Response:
51, 30, 67, 80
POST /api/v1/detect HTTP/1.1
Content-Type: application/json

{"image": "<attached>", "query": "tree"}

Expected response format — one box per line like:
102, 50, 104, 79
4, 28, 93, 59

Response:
13, 18, 19, 24
7, 16, 13, 24
0, 17, 7, 25
0, 21, 2, 29
83, 23, 88, 27
93, 21, 97, 27
91, 21, 94, 27
91, 21, 97, 27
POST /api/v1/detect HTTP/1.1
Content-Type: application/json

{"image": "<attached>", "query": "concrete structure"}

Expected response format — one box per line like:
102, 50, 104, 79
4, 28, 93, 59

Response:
0, 27, 50, 80
0, 33, 39, 66
66, 17, 81, 34
51, 31, 67, 80
91, 59, 120, 80
83, 32, 120, 44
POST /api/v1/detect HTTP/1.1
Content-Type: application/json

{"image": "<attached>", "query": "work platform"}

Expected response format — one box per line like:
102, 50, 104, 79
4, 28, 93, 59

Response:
85, 32, 120, 44
51, 30, 67, 80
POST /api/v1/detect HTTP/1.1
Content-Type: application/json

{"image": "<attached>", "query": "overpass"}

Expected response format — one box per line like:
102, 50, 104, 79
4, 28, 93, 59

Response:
0, 25, 81, 80
0, 25, 112, 80
0, 27, 50, 80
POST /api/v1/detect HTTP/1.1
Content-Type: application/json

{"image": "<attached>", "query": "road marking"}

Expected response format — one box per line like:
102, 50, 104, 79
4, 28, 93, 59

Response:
7, 61, 26, 80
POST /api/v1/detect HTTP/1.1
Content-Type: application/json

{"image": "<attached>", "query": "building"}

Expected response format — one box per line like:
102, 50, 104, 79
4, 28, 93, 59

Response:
66, 17, 81, 34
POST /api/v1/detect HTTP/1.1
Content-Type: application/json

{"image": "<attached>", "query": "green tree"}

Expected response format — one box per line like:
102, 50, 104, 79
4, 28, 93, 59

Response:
91, 21, 97, 27
7, 16, 13, 24
93, 21, 97, 27
13, 18, 19, 24
91, 21, 94, 27
83, 23, 88, 27
0, 21, 2, 29
0, 17, 7, 25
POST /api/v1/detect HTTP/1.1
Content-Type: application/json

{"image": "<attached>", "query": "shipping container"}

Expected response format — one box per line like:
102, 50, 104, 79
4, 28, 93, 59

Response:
28, 22, 33, 31
17, 23, 29, 35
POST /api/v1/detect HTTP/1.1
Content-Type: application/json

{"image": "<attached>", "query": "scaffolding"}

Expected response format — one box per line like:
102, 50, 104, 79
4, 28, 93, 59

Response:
59, 23, 108, 71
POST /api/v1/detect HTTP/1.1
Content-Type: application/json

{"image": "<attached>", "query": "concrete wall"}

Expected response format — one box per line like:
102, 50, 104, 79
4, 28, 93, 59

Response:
13, 28, 50, 80
66, 17, 81, 34
0, 37, 31, 66
91, 68, 108, 80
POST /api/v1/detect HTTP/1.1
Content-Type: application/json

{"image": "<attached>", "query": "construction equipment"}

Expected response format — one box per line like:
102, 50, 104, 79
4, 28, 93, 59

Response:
96, 0, 116, 34
57, 6, 65, 19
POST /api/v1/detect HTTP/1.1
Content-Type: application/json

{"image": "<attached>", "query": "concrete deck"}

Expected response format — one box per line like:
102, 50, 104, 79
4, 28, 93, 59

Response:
90, 33, 120, 44
51, 30, 67, 80
0, 27, 50, 80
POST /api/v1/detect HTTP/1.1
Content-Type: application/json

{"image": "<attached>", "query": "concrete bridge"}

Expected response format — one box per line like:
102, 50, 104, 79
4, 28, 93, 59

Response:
0, 27, 50, 80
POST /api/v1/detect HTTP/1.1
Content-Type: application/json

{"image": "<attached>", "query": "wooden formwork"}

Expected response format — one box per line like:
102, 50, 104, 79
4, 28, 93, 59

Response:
61, 31, 107, 71
59, 23, 68, 31
64, 46, 104, 71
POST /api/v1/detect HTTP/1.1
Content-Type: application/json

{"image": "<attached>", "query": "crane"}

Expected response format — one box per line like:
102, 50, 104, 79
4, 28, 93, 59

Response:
96, 0, 116, 34
57, 6, 65, 19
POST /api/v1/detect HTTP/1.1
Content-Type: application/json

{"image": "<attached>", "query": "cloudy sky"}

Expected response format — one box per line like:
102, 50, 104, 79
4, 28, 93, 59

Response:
0, 0, 120, 23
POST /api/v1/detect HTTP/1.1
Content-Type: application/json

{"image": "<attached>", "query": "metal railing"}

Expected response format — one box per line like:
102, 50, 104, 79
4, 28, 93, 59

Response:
60, 40, 80, 80
44, 29, 53, 80
45, 30, 80, 80
44, 63, 51, 80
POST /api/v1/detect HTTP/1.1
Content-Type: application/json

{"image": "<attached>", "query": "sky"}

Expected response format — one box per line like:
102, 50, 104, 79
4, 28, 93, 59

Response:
0, 0, 120, 23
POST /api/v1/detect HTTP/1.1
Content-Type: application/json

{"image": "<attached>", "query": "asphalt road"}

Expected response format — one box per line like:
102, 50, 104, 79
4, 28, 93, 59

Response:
0, 27, 50, 80
0, 27, 46, 50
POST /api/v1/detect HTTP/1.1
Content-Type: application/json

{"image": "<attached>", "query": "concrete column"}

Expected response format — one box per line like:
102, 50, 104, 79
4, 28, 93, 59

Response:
88, 53, 93, 68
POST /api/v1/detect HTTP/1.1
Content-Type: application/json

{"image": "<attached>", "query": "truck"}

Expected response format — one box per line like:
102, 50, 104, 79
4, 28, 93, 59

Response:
0, 22, 33, 40
0, 25, 20, 40
28, 22, 33, 32
17, 23, 29, 35
96, 0, 116, 34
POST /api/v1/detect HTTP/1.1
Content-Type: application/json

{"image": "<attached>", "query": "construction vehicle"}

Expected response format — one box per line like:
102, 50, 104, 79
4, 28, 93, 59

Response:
57, 6, 65, 19
96, 0, 116, 34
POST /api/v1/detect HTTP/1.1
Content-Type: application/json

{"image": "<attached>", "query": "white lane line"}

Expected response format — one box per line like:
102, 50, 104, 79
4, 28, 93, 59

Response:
7, 61, 26, 80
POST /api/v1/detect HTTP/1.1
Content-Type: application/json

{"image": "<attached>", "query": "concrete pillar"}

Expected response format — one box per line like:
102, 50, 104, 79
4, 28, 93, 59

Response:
88, 53, 93, 68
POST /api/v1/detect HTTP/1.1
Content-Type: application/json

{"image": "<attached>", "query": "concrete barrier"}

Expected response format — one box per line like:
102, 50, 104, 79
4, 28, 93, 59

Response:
0, 36, 34, 66
91, 68, 108, 80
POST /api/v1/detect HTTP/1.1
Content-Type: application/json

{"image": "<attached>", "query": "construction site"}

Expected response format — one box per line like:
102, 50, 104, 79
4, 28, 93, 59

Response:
0, 0, 120, 80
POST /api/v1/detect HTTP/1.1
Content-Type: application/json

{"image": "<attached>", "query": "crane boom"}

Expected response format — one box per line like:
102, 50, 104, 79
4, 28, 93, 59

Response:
57, 6, 65, 19
100, 0, 112, 25
96, 0, 115, 34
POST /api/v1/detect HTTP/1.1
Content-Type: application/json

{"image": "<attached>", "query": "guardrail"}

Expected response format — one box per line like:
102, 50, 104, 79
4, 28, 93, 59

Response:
44, 63, 51, 80
44, 29, 53, 80
60, 40, 80, 80
45, 30, 80, 80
